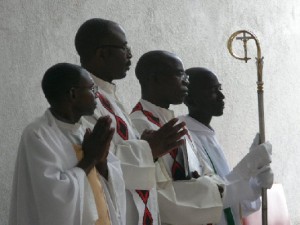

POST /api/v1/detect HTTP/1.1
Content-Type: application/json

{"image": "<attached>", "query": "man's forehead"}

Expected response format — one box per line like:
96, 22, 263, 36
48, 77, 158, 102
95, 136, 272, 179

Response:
105, 23, 127, 43
80, 70, 94, 83
204, 75, 221, 88
87, 73, 93, 81
165, 55, 184, 69
190, 72, 220, 89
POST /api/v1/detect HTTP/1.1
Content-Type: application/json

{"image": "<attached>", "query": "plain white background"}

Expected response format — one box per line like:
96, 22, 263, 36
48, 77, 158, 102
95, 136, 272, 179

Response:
1, 0, 299, 224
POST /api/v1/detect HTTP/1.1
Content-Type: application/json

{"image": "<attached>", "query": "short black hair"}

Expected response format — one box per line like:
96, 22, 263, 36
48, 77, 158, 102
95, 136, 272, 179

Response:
184, 67, 214, 106
135, 50, 177, 86
42, 63, 84, 105
75, 18, 117, 64
185, 67, 215, 89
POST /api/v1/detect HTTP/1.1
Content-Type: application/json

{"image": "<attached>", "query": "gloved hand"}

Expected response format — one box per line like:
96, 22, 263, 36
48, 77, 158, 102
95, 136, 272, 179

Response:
232, 136, 272, 180
255, 165, 274, 189
249, 133, 260, 152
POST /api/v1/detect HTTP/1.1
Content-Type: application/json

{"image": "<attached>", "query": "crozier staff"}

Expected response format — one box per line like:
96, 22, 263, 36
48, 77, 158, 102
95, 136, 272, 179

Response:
227, 30, 269, 225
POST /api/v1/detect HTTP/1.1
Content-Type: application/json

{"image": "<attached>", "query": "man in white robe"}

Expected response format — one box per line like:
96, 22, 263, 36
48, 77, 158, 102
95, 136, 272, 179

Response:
130, 50, 226, 225
75, 18, 187, 225
9, 63, 125, 225
180, 67, 274, 225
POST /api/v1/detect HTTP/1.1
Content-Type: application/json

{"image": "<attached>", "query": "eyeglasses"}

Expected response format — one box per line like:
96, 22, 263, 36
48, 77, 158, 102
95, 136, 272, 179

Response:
170, 71, 189, 81
73, 85, 98, 95
180, 72, 189, 81
98, 44, 131, 54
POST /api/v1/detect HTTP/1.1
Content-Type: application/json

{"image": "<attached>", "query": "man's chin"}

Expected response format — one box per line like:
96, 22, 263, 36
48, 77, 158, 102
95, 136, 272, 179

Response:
86, 109, 96, 116
115, 72, 127, 80
172, 99, 185, 105
214, 111, 224, 117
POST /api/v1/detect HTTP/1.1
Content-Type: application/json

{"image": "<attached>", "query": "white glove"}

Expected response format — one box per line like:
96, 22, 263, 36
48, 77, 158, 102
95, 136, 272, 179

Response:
232, 140, 272, 180
255, 165, 274, 189
249, 133, 260, 152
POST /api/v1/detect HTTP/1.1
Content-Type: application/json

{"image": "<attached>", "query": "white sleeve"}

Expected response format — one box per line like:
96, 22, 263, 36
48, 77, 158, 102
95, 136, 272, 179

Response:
9, 128, 96, 225
157, 176, 223, 225
83, 113, 156, 191
112, 139, 156, 190
102, 153, 126, 225
222, 170, 261, 211
132, 118, 224, 224
240, 178, 261, 217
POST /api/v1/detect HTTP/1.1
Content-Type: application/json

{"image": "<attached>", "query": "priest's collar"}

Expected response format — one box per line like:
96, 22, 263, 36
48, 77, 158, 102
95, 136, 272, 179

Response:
91, 74, 117, 97
182, 115, 215, 134
52, 114, 83, 134
140, 99, 175, 122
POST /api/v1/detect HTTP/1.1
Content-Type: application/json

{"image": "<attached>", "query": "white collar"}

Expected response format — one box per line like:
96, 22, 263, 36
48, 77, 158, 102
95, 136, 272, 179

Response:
140, 99, 175, 122
91, 74, 117, 98
180, 115, 215, 134
47, 109, 83, 134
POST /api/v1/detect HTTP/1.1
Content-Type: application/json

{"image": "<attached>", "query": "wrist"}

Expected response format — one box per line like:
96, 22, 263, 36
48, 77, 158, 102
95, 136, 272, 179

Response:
77, 157, 96, 175
96, 161, 109, 180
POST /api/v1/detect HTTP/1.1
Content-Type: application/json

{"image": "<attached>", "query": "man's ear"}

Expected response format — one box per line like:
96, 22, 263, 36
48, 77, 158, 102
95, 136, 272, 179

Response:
95, 48, 108, 60
68, 88, 77, 102
146, 73, 158, 85
152, 73, 163, 84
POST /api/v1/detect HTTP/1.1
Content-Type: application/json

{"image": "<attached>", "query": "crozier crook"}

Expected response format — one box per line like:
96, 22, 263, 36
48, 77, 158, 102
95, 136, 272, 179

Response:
227, 30, 268, 225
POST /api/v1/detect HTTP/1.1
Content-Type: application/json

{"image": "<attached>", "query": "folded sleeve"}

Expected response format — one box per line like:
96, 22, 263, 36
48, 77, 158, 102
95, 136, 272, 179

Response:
112, 139, 156, 190
223, 170, 261, 211
157, 176, 223, 225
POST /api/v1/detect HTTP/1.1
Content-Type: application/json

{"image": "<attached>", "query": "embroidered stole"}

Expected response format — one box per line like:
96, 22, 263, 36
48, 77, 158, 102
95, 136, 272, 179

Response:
97, 93, 153, 225
73, 144, 111, 225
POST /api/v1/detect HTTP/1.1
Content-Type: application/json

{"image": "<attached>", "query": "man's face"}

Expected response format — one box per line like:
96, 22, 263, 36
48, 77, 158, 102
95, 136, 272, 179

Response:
191, 73, 225, 117
158, 56, 189, 107
72, 69, 97, 116
100, 24, 132, 82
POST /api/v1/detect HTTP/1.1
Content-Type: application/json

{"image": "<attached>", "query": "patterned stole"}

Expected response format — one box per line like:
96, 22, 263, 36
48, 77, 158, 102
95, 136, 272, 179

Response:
73, 144, 111, 225
133, 102, 231, 225
96, 93, 153, 225
131, 102, 186, 181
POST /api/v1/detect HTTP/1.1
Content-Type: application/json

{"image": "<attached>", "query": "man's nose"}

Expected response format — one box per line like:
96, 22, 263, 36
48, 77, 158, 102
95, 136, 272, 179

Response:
127, 48, 132, 59
218, 90, 225, 99
182, 74, 189, 85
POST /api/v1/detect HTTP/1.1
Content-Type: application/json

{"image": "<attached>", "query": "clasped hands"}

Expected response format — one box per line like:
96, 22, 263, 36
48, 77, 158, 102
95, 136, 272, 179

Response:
79, 116, 114, 178
79, 117, 187, 176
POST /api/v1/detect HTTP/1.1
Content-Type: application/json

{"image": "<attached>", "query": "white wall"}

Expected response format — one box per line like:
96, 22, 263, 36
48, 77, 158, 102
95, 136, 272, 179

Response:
1, 0, 299, 224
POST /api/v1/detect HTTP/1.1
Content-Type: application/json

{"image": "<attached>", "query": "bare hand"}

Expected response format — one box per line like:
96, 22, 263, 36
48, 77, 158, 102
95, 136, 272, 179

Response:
82, 116, 114, 165
96, 160, 109, 180
141, 118, 187, 159
191, 171, 200, 179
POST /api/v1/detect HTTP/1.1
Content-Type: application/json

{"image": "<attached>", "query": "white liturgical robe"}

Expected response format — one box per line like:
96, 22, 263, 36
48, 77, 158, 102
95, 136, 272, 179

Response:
179, 115, 262, 225
82, 76, 159, 225
130, 99, 224, 225
9, 109, 126, 225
